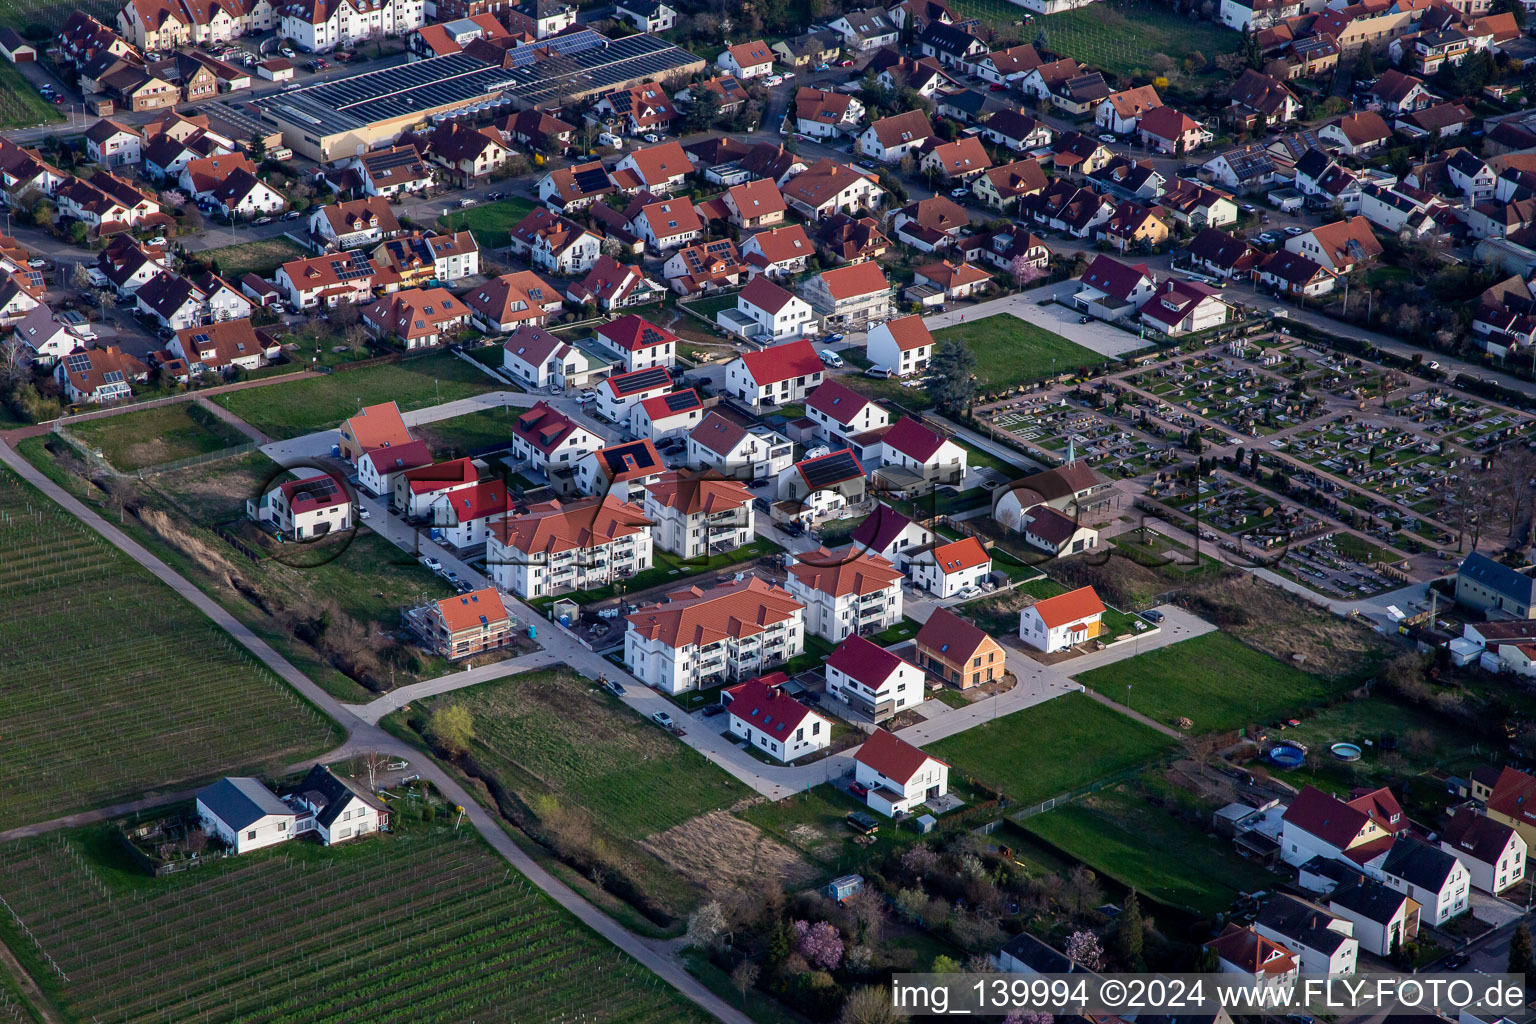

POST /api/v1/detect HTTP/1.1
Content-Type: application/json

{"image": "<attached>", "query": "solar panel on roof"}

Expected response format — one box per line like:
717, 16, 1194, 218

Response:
800, 450, 860, 489
661, 391, 697, 413
571, 165, 610, 193
65, 352, 91, 373
614, 365, 671, 394
101, 370, 124, 384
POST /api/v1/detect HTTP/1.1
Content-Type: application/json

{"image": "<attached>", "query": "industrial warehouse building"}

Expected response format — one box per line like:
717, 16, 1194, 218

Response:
253, 32, 703, 160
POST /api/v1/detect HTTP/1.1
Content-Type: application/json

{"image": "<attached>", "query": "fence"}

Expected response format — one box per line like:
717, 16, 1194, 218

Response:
136, 440, 260, 479
1007, 764, 1150, 823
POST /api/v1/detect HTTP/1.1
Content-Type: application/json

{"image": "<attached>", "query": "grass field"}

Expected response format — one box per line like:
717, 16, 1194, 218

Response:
0, 60, 61, 130
411, 406, 520, 459
222, 352, 499, 439
148, 450, 285, 524
1074, 631, 1344, 734
0, 821, 710, 1024
69, 403, 250, 472
200, 236, 309, 277
928, 692, 1174, 805
0, 469, 339, 830
933, 315, 1111, 392
951, 0, 1240, 79
1024, 786, 1276, 915
437, 196, 538, 248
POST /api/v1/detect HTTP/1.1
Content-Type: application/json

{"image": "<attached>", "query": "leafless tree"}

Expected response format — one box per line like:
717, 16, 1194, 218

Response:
0, 335, 28, 385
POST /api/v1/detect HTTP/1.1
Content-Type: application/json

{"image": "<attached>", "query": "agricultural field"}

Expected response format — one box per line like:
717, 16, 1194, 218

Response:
0, 469, 339, 830
437, 196, 537, 248
1074, 631, 1345, 734
0, 821, 710, 1024
0, 60, 61, 130
928, 693, 1175, 805
933, 315, 1111, 393
221, 352, 499, 439
68, 402, 250, 472
1024, 786, 1276, 915
200, 237, 309, 278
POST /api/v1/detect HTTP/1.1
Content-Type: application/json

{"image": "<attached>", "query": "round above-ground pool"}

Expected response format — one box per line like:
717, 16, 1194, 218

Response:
1330, 742, 1363, 762
1268, 744, 1306, 769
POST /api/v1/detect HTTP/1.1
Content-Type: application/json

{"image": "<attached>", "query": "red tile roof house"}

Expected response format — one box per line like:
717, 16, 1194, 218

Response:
575, 438, 667, 502
866, 314, 935, 377
826, 634, 926, 723
356, 438, 433, 497
1438, 808, 1526, 895
849, 502, 934, 571
779, 447, 868, 520
780, 158, 886, 222
462, 270, 565, 333
723, 673, 831, 762
857, 109, 935, 163
640, 468, 752, 557
716, 275, 817, 343
501, 324, 604, 391
908, 259, 991, 305
1094, 84, 1163, 135
798, 262, 893, 332
1138, 278, 1233, 336
870, 415, 968, 494
432, 479, 511, 551
687, 412, 796, 482
507, 208, 602, 276
724, 337, 825, 410
742, 223, 816, 279
722, 178, 787, 230
510, 400, 599, 474
362, 287, 468, 350
1017, 584, 1105, 652
624, 576, 806, 693
630, 196, 704, 250
612, 140, 694, 195
54, 344, 148, 404
565, 255, 665, 312
392, 457, 480, 519
1205, 924, 1299, 992
339, 400, 412, 464
1137, 105, 1208, 155
909, 534, 991, 598
248, 473, 352, 541
1279, 784, 1408, 868
853, 728, 949, 814
716, 38, 775, 79
664, 238, 746, 296
595, 314, 678, 372
595, 365, 675, 426
917, 136, 991, 182
786, 546, 904, 642
407, 587, 515, 661
806, 378, 890, 446
487, 495, 654, 600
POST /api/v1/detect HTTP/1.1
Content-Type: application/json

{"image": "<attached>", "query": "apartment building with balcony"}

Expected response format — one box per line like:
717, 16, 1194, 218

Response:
485, 495, 653, 600
642, 470, 755, 559
785, 547, 904, 643
624, 576, 805, 694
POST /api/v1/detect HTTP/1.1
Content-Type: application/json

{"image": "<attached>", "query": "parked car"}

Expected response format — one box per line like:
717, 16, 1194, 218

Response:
604, 678, 627, 698
643, 132, 660, 143
421, 556, 443, 571
823, 332, 844, 343
281, 46, 296, 57
651, 711, 675, 729
837, 58, 854, 66
819, 349, 844, 367
282, 210, 302, 220
253, 216, 274, 225
949, 186, 969, 198
458, 198, 477, 208
748, 477, 771, 489
1098, 133, 1115, 143
804, 445, 829, 459
701, 703, 726, 717
814, 62, 830, 71
576, 389, 598, 404
357, 507, 371, 520
849, 781, 869, 798
1283, 226, 1304, 237
864, 366, 893, 378
1143, 609, 1164, 623
454, 579, 473, 593
781, 71, 795, 79
487, 191, 507, 201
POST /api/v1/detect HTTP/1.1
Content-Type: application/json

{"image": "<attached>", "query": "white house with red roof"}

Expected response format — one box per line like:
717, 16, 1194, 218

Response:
357, 439, 433, 497
596, 314, 678, 372
1138, 278, 1232, 336
630, 197, 703, 250
431, 479, 510, 551
1280, 785, 1409, 868
826, 634, 925, 723
724, 337, 826, 409
866, 315, 935, 377
642, 469, 754, 558
1205, 924, 1299, 995
625, 577, 806, 693
688, 412, 795, 481
1018, 584, 1105, 651
849, 503, 934, 571
786, 547, 905, 642
716, 39, 775, 79
612, 141, 693, 195
723, 673, 831, 762
806, 379, 889, 446
780, 448, 867, 519
248, 473, 352, 541
576, 438, 667, 502
1074, 254, 1156, 320
872, 416, 967, 492
501, 325, 603, 391
565, 256, 665, 312
597, 366, 675, 425
853, 728, 949, 815
910, 535, 991, 598
632, 388, 704, 441
512, 402, 598, 475
489, 495, 654, 600
799, 262, 894, 332
717, 276, 817, 343
742, 223, 815, 279
393, 458, 479, 519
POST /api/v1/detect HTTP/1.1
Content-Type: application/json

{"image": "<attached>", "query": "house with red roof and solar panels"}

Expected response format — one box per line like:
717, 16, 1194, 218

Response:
723, 337, 826, 410
247, 473, 352, 540
826, 634, 925, 723
595, 314, 678, 372
511, 401, 599, 475
1017, 585, 1105, 651
779, 448, 867, 520
722, 673, 831, 762
853, 729, 949, 816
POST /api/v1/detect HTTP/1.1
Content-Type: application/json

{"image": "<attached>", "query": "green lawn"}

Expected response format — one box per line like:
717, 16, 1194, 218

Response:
0, 61, 61, 130
1024, 786, 1276, 916
69, 402, 250, 472
411, 406, 520, 459
928, 692, 1175, 805
952, 0, 1240, 79
200, 236, 309, 277
933, 315, 1112, 392
1074, 631, 1346, 734
740, 781, 925, 863
222, 352, 499, 439
437, 196, 538, 248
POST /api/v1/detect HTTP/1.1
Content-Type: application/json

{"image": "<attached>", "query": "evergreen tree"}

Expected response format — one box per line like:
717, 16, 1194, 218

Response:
1511, 924, 1533, 984
1113, 890, 1146, 971
928, 340, 977, 417
1354, 44, 1376, 80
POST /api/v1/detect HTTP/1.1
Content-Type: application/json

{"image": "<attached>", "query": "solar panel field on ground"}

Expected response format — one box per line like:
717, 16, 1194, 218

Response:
0, 823, 711, 1024
0, 468, 339, 830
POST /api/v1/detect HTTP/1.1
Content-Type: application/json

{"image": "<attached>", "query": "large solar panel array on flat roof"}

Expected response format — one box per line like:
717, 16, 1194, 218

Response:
614, 365, 672, 394
800, 449, 861, 489
506, 28, 604, 68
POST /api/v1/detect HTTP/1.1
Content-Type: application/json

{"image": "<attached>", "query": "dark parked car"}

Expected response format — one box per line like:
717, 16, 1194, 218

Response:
701, 703, 726, 717
1143, 609, 1164, 623
748, 477, 771, 489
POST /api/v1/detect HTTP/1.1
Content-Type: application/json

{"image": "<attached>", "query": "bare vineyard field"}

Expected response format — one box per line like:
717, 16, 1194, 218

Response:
0, 470, 339, 829
0, 823, 711, 1024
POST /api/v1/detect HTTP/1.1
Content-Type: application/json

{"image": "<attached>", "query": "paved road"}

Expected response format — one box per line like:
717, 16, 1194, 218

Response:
349, 649, 564, 724
0, 437, 754, 1024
